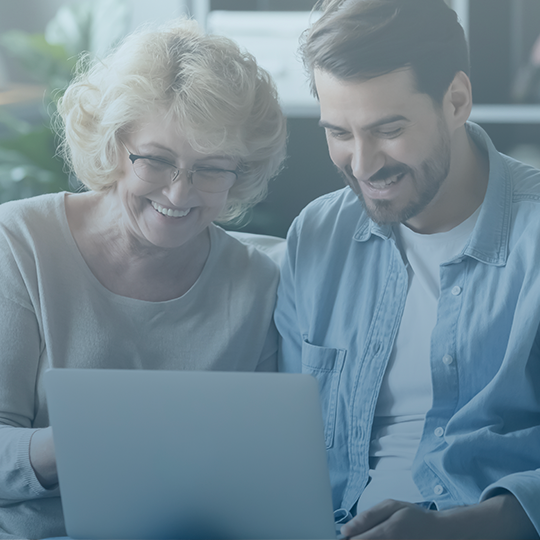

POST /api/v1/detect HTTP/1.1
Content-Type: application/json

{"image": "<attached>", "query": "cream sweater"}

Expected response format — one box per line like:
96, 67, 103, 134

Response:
0, 193, 280, 539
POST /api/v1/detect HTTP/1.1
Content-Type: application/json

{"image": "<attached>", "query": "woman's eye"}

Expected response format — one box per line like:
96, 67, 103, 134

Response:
142, 158, 173, 172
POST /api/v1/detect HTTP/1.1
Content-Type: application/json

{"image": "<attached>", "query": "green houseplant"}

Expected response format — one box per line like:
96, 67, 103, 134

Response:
0, 0, 130, 203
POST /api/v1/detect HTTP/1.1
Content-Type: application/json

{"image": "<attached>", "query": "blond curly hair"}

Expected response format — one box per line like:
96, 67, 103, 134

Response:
56, 18, 287, 223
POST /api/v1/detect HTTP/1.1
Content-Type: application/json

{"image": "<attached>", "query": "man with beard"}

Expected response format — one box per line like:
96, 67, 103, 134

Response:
274, 0, 540, 538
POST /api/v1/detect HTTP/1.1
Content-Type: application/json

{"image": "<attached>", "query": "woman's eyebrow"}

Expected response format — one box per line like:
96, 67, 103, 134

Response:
136, 144, 234, 163
137, 142, 176, 155
197, 155, 235, 162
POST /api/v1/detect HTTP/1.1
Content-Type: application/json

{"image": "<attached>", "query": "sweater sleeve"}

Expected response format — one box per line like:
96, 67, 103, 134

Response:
255, 320, 278, 372
0, 294, 58, 500
0, 207, 59, 500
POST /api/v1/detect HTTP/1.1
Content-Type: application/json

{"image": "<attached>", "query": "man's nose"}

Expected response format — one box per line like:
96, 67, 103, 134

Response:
350, 137, 384, 184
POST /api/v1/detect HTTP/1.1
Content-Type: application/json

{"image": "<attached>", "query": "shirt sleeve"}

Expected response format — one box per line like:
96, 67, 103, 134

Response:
480, 470, 540, 535
275, 218, 303, 374
477, 321, 540, 535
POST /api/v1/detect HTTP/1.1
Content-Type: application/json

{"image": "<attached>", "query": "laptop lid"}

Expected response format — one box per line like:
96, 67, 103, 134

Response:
45, 369, 337, 540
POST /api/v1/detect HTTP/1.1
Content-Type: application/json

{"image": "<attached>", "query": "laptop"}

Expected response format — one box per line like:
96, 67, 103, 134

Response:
44, 369, 337, 540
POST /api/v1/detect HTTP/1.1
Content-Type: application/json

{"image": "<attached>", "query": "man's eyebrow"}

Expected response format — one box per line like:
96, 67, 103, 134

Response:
318, 120, 345, 130
319, 114, 409, 132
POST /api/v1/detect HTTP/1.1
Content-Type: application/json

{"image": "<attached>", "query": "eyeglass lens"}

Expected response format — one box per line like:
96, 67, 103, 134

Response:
133, 158, 236, 193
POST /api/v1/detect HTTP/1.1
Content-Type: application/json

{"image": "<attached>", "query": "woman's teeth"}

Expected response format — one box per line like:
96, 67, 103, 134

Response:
151, 201, 190, 218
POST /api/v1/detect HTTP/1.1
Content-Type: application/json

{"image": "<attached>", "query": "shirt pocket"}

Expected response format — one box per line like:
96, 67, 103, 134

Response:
301, 337, 346, 449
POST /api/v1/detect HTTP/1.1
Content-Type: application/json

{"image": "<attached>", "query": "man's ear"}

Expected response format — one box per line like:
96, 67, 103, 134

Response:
443, 71, 472, 130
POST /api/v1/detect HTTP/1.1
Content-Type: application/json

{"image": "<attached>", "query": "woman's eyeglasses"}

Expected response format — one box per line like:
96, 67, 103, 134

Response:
120, 141, 238, 193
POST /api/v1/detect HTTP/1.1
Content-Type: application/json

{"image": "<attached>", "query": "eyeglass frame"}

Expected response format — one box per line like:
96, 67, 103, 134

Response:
119, 140, 239, 193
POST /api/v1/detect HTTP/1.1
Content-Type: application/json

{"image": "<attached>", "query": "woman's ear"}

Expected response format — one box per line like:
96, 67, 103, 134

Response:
443, 71, 473, 130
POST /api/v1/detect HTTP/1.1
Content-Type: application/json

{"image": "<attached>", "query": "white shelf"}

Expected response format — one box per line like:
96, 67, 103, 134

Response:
283, 103, 540, 122
469, 104, 540, 124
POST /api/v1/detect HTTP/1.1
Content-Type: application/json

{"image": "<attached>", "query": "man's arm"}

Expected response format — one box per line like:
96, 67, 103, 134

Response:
341, 493, 539, 539
275, 219, 303, 374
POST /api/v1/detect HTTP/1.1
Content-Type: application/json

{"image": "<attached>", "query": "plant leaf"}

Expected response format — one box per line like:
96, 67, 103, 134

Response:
0, 31, 75, 88
0, 108, 33, 136
0, 126, 66, 176
0, 147, 69, 203
0, 0, 131, 204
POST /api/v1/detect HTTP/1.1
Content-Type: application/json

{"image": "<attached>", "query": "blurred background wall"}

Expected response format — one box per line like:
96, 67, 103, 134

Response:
1, 0, 540, 237
0, 0, 183, 85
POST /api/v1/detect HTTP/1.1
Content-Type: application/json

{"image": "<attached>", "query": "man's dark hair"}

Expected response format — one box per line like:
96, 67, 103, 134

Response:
301, 0, 470, 104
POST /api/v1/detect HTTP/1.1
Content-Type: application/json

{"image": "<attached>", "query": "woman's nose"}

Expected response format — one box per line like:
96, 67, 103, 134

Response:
163, 169, 198, 204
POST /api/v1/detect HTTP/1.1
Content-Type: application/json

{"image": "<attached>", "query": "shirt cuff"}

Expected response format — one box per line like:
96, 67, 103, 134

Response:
480, 470, 540, 535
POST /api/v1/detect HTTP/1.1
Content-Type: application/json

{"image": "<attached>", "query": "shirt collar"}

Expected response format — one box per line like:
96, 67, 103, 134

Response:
353, 215, 393, 242
353, 122, 512, 266
461, 122, 511, 266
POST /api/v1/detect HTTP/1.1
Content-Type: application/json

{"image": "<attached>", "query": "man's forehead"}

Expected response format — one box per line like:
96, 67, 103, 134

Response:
314, 67, 419, 99
314, 68, 433, 127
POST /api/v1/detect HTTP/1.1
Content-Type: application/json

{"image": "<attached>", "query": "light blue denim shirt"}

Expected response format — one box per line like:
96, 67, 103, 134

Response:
275, 123, 540, 533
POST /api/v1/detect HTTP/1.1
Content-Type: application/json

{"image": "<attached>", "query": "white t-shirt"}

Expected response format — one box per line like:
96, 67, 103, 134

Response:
357, 208, 480, 512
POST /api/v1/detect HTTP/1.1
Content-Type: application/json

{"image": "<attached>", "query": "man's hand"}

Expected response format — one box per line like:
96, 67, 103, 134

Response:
341, 499, 442, 539
341, 493, 539, 540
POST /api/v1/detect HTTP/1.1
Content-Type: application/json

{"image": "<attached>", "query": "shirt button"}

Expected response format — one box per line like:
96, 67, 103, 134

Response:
451, 286, 462, 296
442, 354, 454, 365
434, 427, 445, 437
434, 485, 444, 495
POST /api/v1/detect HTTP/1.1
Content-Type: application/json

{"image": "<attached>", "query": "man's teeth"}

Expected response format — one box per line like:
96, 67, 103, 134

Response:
370, 173, 404, 188
151, 201, 190, 218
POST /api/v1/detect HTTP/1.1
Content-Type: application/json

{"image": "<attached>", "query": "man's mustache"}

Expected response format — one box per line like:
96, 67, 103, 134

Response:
340, 164, 411, 191
369, 164, 410, 182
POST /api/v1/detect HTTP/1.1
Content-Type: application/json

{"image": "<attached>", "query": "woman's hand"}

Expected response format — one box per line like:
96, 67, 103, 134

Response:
340, 493, 539, 539
29, 427, 58, 489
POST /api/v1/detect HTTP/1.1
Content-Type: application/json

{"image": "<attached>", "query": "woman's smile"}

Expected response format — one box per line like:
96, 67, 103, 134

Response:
150, 200, 191, 218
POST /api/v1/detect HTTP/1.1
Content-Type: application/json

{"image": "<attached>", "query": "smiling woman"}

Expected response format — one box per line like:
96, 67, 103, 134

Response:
0, 18, 286, 540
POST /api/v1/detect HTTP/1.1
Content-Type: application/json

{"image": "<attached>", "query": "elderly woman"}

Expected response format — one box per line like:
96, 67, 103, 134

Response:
0, 19, 286, 539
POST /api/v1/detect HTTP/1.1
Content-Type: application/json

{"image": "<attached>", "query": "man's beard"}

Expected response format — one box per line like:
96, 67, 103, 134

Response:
341, 119, 452, 225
